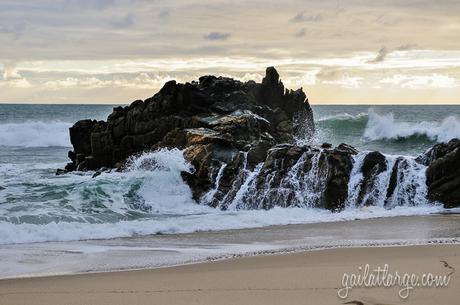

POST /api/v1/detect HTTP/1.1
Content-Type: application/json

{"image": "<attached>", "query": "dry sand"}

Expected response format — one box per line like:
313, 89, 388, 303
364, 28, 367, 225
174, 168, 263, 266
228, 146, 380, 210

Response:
0, 244, 459, 305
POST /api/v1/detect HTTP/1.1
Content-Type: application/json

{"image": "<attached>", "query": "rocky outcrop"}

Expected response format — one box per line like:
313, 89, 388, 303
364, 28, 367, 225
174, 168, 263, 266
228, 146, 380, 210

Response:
350, 139, 460, 209
59, 67, 367, 211
196, 144, 356, 211
356, 151, 387, 206
60, 66, 460, 212
62, 67, 314, 174
424, 139, 460, 208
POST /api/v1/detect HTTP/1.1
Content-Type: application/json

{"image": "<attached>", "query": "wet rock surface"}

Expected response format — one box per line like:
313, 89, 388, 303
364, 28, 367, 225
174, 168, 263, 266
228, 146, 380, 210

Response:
63, 67, 314, 173
424, 139, 460, 208
60, 67, 460, 211
198, 144, 355, 211
356, 151, 388, 206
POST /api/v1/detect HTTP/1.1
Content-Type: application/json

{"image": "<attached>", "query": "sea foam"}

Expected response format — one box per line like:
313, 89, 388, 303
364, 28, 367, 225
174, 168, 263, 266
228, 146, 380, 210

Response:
0, 121, 72, 147
0, 205, 444, 245
363, 109, 460, 143
0, 149, 445, 245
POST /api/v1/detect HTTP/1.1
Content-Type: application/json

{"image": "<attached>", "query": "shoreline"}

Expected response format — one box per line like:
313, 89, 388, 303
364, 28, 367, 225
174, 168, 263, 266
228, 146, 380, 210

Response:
2, 239, 460, 281
1, 214, 460, 280
1, 244, 459, 305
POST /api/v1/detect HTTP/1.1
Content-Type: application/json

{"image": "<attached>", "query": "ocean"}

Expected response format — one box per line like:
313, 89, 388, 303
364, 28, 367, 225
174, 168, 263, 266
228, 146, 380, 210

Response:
1, 104, 459, 246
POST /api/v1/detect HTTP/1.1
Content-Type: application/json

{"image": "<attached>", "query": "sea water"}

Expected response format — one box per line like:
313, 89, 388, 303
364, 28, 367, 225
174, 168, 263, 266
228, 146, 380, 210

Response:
0, 104, 459, 245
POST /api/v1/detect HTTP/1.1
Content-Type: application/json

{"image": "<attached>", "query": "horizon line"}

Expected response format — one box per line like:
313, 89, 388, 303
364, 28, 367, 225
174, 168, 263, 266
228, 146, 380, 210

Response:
1, 102, 460, 106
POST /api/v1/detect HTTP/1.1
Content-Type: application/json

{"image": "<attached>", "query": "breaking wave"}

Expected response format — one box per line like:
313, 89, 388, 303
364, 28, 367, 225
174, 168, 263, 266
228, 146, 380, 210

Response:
0, 205, 443, 245
316, 109, 460, 145
364, 109, 460, 143
316, 112, 368, 122
0, 149, 444, 245
0, 121, 72, 147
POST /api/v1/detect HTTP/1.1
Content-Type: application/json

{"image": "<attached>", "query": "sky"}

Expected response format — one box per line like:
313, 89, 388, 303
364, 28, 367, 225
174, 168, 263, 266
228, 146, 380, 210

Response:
1, 0, 460, 104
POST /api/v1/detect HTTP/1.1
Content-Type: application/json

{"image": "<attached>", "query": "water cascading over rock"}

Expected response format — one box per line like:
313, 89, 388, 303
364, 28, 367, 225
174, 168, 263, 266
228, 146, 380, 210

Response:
199, 144, 356, 211
347, 152, 428, 208
60, 67, 460, 211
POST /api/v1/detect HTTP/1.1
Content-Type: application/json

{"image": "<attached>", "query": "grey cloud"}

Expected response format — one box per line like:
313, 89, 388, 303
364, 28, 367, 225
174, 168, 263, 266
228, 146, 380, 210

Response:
290, 11, 323, 23
316, 68, 340, 81
0, 22, 27, 39
0, 0, 458, 62
62, 0, 116, 11
0, 0, 117, 12
367, 46, 389, 63
204, 32, 231, 41
158, 8, 170, 19
109, 14, 135, 29
374, 13, 402, 26
294, 28, 306, 38
367, 44, 421, 65
396, 43, 421, 51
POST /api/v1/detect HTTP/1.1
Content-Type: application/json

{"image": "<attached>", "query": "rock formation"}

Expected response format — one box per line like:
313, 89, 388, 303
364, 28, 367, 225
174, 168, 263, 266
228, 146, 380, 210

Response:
423, 139, 460, 208
63, 67, 314, 173
60, 67, 460, 211
195, 143, 356, 211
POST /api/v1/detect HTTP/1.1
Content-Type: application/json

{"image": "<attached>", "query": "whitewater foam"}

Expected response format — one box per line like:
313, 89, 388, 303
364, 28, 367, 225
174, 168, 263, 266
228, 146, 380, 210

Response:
363, 109, 460, 143
0, 121, 72, 147
347, 152, 428, 208
317, 112, 368, 122
2, 104, 459, 246
0, 149, 445, 245
0, 205, 445, 245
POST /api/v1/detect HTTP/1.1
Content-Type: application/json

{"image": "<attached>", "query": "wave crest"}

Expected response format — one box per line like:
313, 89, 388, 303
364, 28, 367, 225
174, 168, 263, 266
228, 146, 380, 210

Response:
0, 121, 72, 147
363, 109, 460, 143
317, 112, 368, 122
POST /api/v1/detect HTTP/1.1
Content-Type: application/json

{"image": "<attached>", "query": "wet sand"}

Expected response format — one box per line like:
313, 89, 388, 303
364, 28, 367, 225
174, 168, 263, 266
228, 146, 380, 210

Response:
1, 244, 459, 305
1, 214, 460, 279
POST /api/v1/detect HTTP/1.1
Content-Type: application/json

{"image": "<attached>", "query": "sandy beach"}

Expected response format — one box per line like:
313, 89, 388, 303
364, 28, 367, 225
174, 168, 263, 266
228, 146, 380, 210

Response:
1, 244, 458, 305
2, 1, 460, 305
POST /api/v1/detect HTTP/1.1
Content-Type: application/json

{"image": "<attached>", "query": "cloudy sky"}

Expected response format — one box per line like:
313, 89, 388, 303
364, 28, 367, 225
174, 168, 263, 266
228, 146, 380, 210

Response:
1, 0, 460, 104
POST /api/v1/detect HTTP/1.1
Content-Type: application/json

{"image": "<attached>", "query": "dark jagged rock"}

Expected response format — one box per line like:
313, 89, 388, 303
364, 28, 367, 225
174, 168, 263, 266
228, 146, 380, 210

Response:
55, 168, 67, 175
355, 151, 387, 206
321, 147, 355, 210
361, 151, 387, 178
59, 65, 460, 212
199, 144, 355, 211
385, 157, 404, 204
336, 143, 359, 155
416, 138, 460, 166
63, 67, 314, 174
61, 67, 319, 207
69, 119, 96, 156
425, 139, 460, 208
